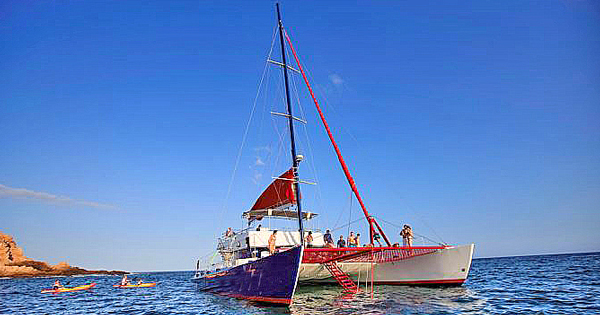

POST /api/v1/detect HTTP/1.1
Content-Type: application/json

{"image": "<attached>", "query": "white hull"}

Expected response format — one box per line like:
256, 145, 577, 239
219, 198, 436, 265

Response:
299, 244, 474, 285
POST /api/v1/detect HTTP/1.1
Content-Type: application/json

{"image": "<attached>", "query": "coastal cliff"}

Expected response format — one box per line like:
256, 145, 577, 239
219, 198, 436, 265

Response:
0, 231, 126, 278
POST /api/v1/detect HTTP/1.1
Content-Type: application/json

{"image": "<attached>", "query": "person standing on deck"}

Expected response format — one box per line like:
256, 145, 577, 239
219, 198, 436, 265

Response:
268, 230, 278, 254
348, 232, 356, 247
324, 229, 333, 247
373, 232, 382, 246
305, 231, 313, 248
401, 225, 414, 247
356, 233, 361, 247
337, 235, 346, 248
400, 225, 408, 246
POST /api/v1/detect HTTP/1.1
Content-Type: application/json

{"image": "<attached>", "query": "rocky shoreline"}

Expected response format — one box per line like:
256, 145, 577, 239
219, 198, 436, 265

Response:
1, 231, 126, 278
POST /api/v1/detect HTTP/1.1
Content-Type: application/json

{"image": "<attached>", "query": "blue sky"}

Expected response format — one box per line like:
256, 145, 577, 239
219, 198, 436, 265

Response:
1, 1, 599, 271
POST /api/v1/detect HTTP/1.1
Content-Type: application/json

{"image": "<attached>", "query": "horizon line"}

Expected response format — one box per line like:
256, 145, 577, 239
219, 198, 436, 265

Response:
117, 250, 600, 273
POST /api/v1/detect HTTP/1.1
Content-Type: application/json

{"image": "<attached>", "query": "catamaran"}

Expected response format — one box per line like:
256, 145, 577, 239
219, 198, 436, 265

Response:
194, 2, 474, 304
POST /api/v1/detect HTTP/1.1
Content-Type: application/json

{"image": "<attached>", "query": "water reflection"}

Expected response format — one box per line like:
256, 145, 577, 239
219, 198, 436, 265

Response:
285, 284, 486, 315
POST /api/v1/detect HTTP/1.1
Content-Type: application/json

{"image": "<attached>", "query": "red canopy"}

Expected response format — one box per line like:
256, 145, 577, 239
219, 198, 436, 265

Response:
250, 168, 297, 211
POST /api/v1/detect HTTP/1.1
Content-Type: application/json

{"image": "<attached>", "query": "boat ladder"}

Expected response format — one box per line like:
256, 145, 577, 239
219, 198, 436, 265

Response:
322, 261, 358, 293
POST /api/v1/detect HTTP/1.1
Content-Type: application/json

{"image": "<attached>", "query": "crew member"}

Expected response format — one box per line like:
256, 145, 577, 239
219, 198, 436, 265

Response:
400, 225, 414, 247
305, 231, 313, 248
337, 235, 346, 248
324, 229, 333, 246
268, 230, 278, 254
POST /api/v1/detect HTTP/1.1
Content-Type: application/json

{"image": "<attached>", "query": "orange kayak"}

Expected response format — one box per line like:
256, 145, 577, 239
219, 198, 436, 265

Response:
41, 283, 96, 293
113, 282, 157, 288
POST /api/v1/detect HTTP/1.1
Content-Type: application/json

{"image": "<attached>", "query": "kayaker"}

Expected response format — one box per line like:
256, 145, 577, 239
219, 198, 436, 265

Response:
121, 274, 130, 286
53, 279, 64, 290
137, 278, 143, 285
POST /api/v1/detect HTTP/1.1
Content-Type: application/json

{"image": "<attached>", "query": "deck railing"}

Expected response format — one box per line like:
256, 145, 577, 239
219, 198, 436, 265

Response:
302, 246, 448, 264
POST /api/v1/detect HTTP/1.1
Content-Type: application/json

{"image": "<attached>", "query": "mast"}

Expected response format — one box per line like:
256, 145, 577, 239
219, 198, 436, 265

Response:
283, 32, 392, 246
276, 3, 305, 244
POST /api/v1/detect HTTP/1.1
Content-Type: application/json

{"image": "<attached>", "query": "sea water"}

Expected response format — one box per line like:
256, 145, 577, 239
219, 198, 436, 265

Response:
1, 252, 598, 314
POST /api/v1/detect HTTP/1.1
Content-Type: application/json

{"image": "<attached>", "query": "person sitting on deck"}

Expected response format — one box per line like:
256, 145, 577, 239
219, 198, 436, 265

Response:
305, 231, 314, 248
348, 232, 356, 247
53, 279, 64, 290
337, 235, 346, 248
323, 229, 333, 246
268, 230, 278, 254
225, 227, 234, 237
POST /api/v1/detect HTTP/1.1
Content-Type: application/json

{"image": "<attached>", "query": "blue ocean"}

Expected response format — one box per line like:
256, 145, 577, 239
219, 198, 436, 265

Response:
1, 252, 598, 314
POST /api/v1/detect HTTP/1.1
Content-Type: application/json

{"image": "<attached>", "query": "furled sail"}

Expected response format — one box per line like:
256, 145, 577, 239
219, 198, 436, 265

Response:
242, 168, 317, 221
251, 168, 297, 211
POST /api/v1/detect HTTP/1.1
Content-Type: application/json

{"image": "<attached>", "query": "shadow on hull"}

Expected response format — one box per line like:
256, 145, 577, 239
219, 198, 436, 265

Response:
193, 246, 303, 306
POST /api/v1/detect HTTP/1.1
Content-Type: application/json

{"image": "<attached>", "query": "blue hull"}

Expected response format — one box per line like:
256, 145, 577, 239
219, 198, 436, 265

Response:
192, 246, 303, 305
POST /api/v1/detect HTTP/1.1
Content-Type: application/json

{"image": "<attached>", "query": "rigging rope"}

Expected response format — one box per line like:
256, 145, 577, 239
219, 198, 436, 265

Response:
347, 188, 352, 238
375, 216, 446, 246
284, 34, 442, 247
284, 30, 382, 242
330, 217, 364, 233
213, 25, 278, 249
288, 48, 324, 225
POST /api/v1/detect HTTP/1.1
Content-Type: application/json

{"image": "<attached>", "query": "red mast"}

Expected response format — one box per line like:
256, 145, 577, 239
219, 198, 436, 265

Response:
284, 31, 391, 247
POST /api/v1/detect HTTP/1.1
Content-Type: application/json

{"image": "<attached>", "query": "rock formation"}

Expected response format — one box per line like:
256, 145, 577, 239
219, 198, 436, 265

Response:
0, 231, 125, 278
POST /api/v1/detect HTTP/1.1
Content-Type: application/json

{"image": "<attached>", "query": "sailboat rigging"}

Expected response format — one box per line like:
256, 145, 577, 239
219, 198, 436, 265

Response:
284, 28, 474, 287
192, 3, 475, 306
191, 4, 307, 306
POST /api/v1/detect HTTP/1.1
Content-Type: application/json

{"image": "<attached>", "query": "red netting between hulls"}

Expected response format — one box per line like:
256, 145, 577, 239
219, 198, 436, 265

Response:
302, 247, 444, 264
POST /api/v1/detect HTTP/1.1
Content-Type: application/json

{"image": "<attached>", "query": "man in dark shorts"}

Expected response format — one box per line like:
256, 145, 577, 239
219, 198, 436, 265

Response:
324, 229, 333, 246
337, 235, 346, 248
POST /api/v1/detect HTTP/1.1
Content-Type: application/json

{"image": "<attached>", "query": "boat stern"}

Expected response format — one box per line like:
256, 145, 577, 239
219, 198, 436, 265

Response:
374, 243, 475, 285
